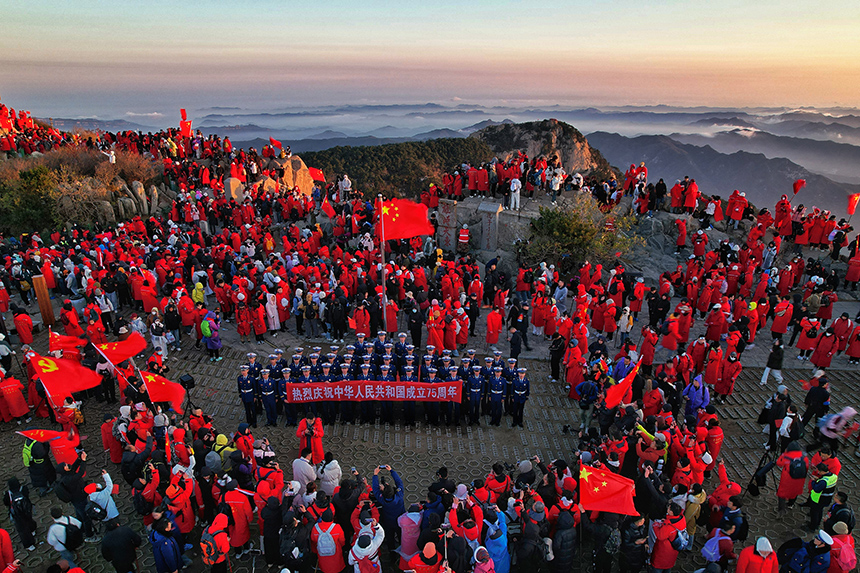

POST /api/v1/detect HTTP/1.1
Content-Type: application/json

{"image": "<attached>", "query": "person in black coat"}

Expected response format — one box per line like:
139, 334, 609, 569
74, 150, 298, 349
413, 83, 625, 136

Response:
101, 519, 142, 573
261, 497, 282, 566
27, 441, 56, 495
619, 514, 648, 573
57, 453, 95, 538
4, 477, 36, 550
549, 332, 566, 381
551, 510, 577, 573
508, 328, 523, 360
579, 506, 619, 573
802, 378, 831, 427
332, 475, 362, 545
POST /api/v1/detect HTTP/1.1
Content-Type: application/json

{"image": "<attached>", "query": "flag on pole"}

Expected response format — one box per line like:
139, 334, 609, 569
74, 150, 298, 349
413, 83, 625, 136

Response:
604, 358, 642, 409
269, 137, 283, 149
16, 429, 65, 442
309, 167, 326, 182
579, 464, 638, 515
180, 119, 192, 138
347, 317, 357, 330
140, 370, 186, 413
376, 198, 434, 241
321, 194, 336, 218
95, 333, 147, 364
793, 179, 806, 195
848, 193, 860, 216
30, 354, 102, 402
49, 330, 86, 353
180, 108, 187, 121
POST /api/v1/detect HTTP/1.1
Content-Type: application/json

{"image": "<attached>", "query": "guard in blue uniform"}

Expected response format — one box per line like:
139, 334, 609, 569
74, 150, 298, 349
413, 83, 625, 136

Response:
308, 353, 322, 377
378, 364, 396, 423
354, 334, 368, 358
402, 365, 417, 426
318, 363, 337, 425
279, 368, 297, 426
237, 364, 257, 427
258, 369, 278, 426
488, 367, 506, 426
401, 353, 416, 378
357, 363, 375, 424
394, 333, 408, 368
246, 352, 262, 412
511, 367, 530, 428
297, 365, 316, 416
336, 362, 355, 424
423, 367, 440, 426
467, 365, 485, 425
267, 354, 283, 415
289, 354, 304, 378
504, 358, 518, 414
445, 365, 461, 426
373, 331, 388, 360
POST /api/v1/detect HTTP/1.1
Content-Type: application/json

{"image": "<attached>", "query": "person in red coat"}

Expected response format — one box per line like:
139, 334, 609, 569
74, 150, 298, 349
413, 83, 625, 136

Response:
715, 352, 742, 401
650, 503, 687, 571
735, 538, 778, 573
770, 296, 793, 340
60, 302, 85, 337
223, 481, 254, 556
640, 326, 659, 375
485, 308, 503, 347
311, 510, 346, 573
235, 298, 252, 343
847, 324, 860, 365
251, 301, 267, 343
101, 414, 124, 464
704, 304, 726, 342
674, 218, 687, 254
810, 329, 838, 369
11, 307, 33, 345
797, 317, 821, 360
704, 344, 724, 387
0, 375, 29, 423
0, 528, 14, 573
775, 442, 808, 513
297, 413, 324, 464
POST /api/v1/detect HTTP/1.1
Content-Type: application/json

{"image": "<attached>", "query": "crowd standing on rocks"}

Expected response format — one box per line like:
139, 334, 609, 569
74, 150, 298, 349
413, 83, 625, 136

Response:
1, 104, 860, 573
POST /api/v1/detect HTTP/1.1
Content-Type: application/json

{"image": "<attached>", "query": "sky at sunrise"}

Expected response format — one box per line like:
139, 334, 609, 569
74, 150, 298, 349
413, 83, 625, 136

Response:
1, 0, 859, 118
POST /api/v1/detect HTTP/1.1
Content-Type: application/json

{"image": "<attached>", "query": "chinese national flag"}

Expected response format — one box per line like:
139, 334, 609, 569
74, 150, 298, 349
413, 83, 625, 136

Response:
347, 317, 357, 330
793, 179, 806, 195
848, 193, 860, 216
579, 465, 637, 515
309, 167, 326, 182
321, 195, 336, 219
180, 120, 192, 138
377, 198, 434, 241
604, 359, 641, 409
49, 330, 86, 353
96, 332, 147, 364
31, 354, 102, 403
16, 429, 65, 442
180, 108, 187, 121
269, 137, 282, 149
141, 370, 186, 413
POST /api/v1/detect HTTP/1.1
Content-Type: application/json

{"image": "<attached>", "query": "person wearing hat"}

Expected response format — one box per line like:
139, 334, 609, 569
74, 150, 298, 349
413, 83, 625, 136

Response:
509, 368, 530, 428
258, 369, 278, 427
401, 365, 418, 427
735, 536, 777, 573
785, 530, 832, 572
408, 541, 444, 573
828, 521, 855, 571
237, 364, 258, 428
808, 463, 839, 532
86, 469, 119, 523
466, 365, 486, 426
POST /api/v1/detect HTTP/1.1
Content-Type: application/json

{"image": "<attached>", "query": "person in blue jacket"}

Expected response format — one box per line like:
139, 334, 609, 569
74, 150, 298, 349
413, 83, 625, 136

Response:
372, 464, 405, 551
484, 506, 510, 573
150, 515, 184, 573
682, 374, 711, 428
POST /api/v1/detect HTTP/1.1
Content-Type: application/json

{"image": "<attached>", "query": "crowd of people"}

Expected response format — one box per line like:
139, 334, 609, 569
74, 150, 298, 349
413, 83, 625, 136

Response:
1, 103, 860, 573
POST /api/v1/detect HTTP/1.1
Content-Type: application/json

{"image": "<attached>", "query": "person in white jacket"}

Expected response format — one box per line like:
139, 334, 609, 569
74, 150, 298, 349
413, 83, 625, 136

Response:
348, 521, 385, 573
317, 452, 342, 496
86, 469, 119, 521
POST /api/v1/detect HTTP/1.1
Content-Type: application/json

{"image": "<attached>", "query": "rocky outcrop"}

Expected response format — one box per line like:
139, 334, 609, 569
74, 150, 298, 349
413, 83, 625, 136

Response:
272, 156, 315, 195
131, 181, 148, 215
470, 119, 618, 178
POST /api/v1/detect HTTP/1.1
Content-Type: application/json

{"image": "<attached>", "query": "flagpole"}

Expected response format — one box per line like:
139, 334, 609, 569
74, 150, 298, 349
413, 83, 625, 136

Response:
379, 193, 388, 333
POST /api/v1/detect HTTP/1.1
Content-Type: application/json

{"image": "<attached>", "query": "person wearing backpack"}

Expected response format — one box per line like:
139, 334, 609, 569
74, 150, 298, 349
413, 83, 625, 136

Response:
702, 523, 736, 571
4, 478, 35, 551
310, 509, 346, 573
86, 470, 120, 522
57, 452, 97, 543
200, 513, 231, 573
46, 507, 84, 568
822, 491, 854, 536
579, 506, 618, 573
651, 502, 687, 573
347, 522, 385, 573
25, 441, 56, 496
828, 521, 856, 573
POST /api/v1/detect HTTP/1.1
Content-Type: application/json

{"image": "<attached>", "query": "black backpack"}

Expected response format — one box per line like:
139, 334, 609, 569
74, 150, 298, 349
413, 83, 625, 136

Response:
8, 490, 32, 519
788, 456, 808, 480
660, 321, 671, 336
280, 527, 303, 561
85, 499, 107, 522
54, 480, 72, 504
806, 327, 819, 339
821, 295, 831, 307
63, 521, 84, 551
736, 513, 750, 542
132, 489, 154, 516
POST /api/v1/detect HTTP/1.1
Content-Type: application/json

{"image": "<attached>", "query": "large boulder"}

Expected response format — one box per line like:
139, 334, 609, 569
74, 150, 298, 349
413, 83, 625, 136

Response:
147, 185, 159, 214
273, 155, 315, 195
117, 197, 138, 219
95, 201, 116, 225
225, 177, 245, 201
260, 176, 279, 195
131, 181, 149, 215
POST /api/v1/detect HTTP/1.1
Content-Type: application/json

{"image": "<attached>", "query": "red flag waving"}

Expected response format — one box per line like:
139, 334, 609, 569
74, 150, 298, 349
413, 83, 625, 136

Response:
180, 108, 188, 121
31, 354, 102, 403
309, 167, 326, 182
848, 193, 860, 216
269, 137, 283, 149
16, 429, 65, 442
377, 198, 435, 241
96, 332, 147, 364
579, 464, 638, 515
49, 330, 86, 353
180, 120, 192, 138
793, 179, 806, 195
321, 194, 336, 218
140, 370, 186, 413
605, 359, 641, 409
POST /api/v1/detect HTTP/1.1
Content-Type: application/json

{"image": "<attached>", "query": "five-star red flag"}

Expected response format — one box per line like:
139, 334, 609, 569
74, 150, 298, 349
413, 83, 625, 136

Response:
269, 137, 283, 149
180, 119, 192, 138
96, 332, 147, 364
848, 193, 860, 216
31, 354, 102, 402
605, 358, 641, 409
180, 108, 188, 121
49, 330, 86, 353
793, 179, 806, 195
16, 429, 65, 442
377, 198, 434, 241
309, 167, 326, 182
321, 194, 336, 218
579, 464, 637, 515
141, 370, 186, 413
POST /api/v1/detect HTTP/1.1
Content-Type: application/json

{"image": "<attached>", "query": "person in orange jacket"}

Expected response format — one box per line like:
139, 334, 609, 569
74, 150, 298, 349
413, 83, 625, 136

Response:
735, 537, 778, 573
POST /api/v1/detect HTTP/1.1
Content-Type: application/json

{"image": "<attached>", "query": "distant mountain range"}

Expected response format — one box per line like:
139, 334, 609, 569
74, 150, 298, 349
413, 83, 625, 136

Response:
586, 132, 858, 217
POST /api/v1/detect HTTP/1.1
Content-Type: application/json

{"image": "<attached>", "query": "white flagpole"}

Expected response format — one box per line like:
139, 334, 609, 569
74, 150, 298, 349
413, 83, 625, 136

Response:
379, 194, 388, 331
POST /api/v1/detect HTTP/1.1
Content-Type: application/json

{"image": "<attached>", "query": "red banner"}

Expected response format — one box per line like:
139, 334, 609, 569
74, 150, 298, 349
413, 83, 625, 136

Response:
284, 380, 462, 403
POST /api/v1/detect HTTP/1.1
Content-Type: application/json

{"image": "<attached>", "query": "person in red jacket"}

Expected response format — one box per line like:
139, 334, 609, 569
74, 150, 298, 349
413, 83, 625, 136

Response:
0, 528, 13, 573
715, 352, 742, 401
810, 329, 838, 369
223, 480, 253, 558
297, 413, 324, 464
651, 502, 687, 571
101, 414, 124, 464
847, 324, 860, 365
735, 537, 778, 573
675, 218, 687, 254
311, 509, 346, 573
202, 513, 231, 572
775, 441, 808, 513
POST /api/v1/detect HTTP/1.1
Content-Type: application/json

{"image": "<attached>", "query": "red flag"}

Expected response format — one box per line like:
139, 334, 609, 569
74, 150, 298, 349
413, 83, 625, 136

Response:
848, 193, 860, 216
49, 330, 86, 353
141, 370, 186, 413
793, 179, 806, 195
605, 359, 641, 409
180, 119, 192, 138
348, 317, 357, 330
321, 195, 336, 218
16, 429, 65, 442
269, 137, 282, 149
579, 464, 638, 515
309, 167, 326, 182
95, 332, 147, 364
180, 108, 187, 121
377, 198, 434, 241
31, 354, 102, 401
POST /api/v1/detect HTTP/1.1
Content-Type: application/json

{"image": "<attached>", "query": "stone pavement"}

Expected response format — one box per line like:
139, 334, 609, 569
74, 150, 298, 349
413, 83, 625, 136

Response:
1, 282, 858, 571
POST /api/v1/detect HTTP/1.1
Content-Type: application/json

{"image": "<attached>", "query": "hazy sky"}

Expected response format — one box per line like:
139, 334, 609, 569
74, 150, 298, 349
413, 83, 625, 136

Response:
2, 0, 859, 118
